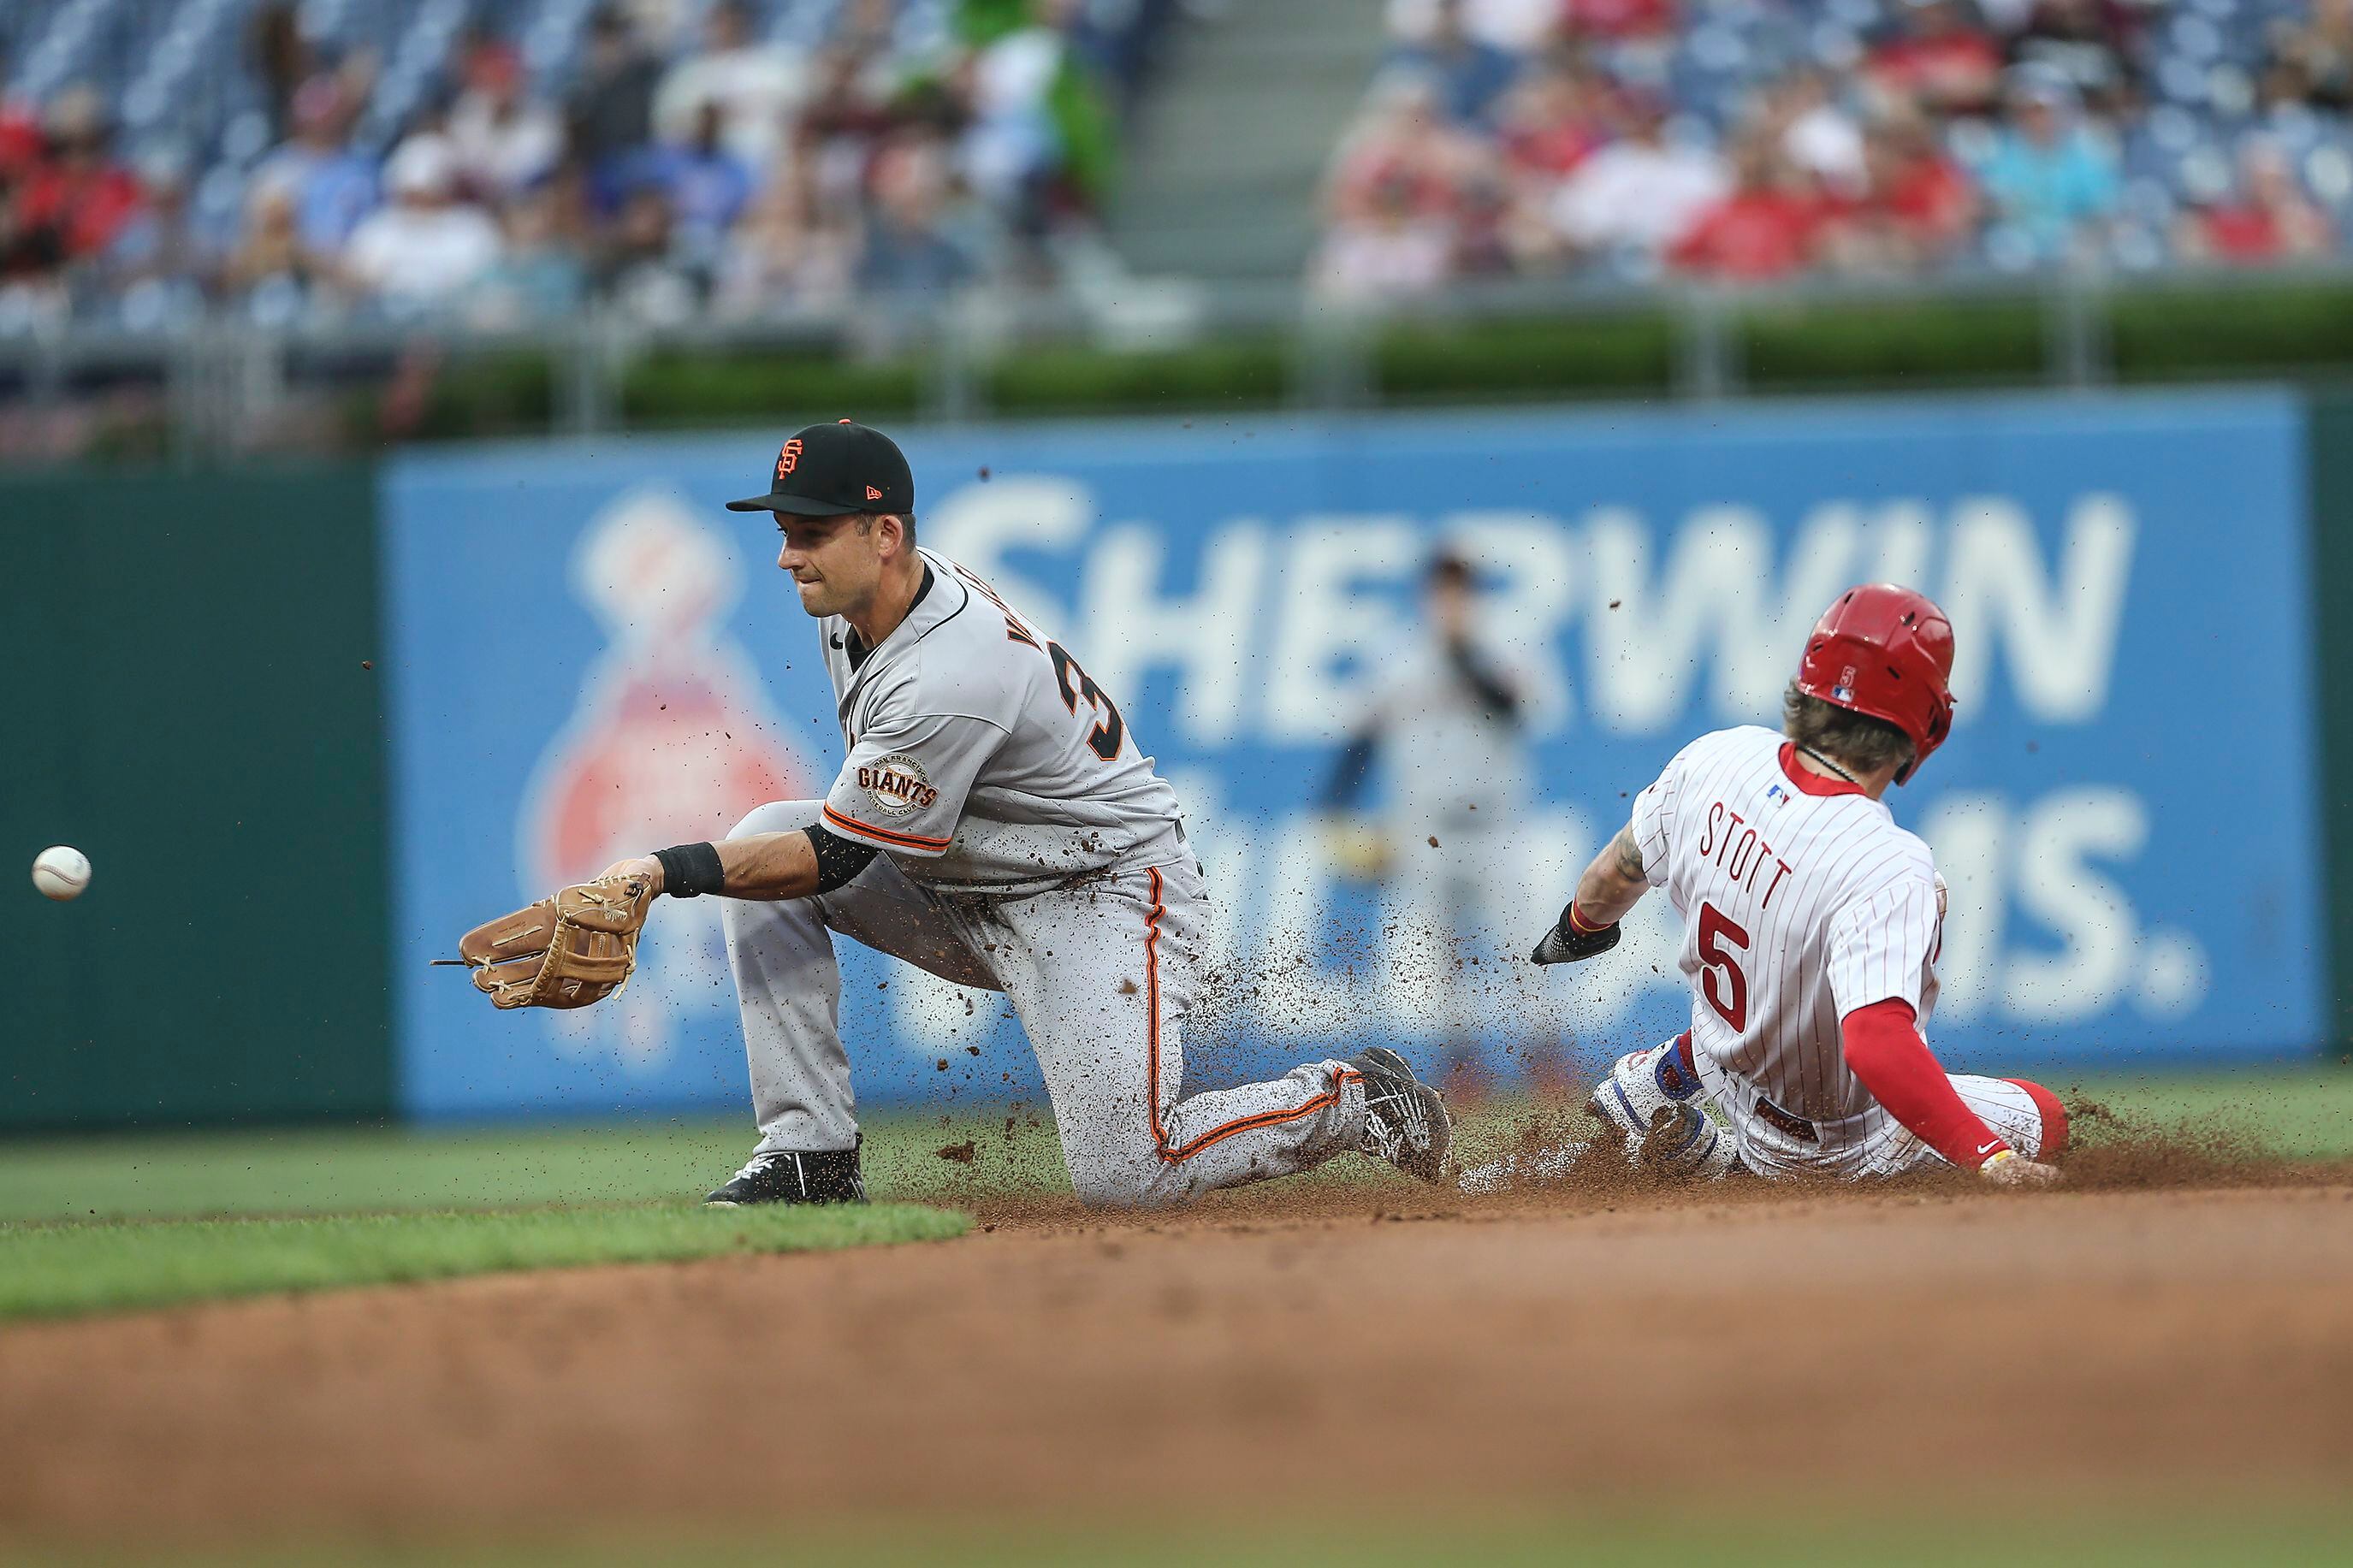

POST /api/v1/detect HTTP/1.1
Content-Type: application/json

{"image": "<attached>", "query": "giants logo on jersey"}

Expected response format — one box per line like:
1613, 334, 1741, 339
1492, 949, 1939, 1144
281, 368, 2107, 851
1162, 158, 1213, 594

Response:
859, 753, 939, 815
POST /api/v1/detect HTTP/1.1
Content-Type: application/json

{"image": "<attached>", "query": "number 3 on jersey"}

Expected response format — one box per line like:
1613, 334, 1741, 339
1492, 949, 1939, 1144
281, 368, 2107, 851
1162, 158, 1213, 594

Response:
1698, 902, 1750, 1032
1048, 642, 1124, 761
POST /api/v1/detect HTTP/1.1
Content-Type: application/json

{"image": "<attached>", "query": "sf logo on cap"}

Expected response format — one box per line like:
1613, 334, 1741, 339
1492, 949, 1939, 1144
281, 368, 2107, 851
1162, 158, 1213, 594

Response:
774, 439, 804, 482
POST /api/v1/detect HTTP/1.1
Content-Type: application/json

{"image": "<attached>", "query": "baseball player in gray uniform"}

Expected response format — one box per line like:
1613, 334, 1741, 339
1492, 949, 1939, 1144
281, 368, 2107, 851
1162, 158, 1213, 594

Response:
603, 421, 1453, 1208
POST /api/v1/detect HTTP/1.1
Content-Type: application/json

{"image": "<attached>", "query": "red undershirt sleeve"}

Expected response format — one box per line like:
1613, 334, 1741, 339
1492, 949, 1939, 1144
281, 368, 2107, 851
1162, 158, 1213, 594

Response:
1841, 998, 2011, 1171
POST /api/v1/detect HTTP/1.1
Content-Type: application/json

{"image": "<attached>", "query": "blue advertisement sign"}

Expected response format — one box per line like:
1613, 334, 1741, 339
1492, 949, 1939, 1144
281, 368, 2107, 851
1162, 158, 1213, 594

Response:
384, 389, 2321, 1121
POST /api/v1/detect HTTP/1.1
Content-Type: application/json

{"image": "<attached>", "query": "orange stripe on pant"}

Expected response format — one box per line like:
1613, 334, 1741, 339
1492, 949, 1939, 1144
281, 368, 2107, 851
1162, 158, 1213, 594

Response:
1140, 865, 1360, 1163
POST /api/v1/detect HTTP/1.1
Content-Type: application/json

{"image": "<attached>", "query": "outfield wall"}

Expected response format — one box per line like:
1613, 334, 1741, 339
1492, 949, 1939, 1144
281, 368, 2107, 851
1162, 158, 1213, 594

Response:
382, 389, 2326, 1121
0, 464, 393, 1131
1, 389, 2339, 1130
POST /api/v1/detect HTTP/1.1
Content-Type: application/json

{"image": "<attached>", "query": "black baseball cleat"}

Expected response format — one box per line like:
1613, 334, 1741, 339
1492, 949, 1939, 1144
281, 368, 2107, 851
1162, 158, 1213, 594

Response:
705, 1145, 868, 1206
1348, 1045, 1455, 1184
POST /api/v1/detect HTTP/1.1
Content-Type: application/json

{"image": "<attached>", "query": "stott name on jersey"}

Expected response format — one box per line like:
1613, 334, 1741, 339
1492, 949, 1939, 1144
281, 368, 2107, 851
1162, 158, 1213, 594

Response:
1692, 796, 1799, 914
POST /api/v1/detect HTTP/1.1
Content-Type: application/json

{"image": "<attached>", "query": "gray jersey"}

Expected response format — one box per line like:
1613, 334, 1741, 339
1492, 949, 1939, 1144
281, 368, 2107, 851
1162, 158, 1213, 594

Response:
815, 548, 1186, 893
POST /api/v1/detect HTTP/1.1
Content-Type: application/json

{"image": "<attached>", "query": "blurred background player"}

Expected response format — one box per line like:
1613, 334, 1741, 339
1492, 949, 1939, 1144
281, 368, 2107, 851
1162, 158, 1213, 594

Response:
1487, 583, 2068, 1189
1322, 549, 1539, 1090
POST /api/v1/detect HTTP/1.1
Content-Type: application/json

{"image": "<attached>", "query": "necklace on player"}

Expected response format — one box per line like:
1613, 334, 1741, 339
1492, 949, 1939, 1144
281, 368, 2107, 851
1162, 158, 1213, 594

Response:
1798, 745, 1859, 784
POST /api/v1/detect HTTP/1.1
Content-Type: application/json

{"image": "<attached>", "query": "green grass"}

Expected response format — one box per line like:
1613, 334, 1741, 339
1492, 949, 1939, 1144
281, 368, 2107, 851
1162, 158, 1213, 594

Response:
0, 1067, 2338, 1323
0, 1068, 2344, 1229
2051, 1066, 2353, 1160
0, 1107, 1068, 1225
0, 1203, 963, 1322
7, 1506, 2350, 1567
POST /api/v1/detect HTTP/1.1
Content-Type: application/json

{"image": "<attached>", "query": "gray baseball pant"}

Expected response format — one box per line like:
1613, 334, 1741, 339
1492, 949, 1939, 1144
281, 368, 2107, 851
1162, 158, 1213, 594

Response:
719, 800, 1369, 1209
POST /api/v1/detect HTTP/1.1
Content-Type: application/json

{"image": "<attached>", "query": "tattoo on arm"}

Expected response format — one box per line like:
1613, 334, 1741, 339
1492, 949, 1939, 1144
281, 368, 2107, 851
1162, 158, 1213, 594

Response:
1612, 825, 1646, 883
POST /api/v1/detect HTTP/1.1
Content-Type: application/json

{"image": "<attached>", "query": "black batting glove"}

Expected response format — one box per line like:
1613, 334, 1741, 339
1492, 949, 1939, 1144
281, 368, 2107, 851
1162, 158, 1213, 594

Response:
1530, 902, 1621, 966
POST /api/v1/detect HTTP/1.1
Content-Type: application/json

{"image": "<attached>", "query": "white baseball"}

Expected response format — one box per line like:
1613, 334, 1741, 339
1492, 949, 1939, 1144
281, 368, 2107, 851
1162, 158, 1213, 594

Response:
32, 846, 91, 902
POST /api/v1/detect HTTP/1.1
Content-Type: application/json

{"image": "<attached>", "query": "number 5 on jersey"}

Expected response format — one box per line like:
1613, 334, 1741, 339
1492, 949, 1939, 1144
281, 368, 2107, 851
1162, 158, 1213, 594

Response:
1698, 902, 1750, 1032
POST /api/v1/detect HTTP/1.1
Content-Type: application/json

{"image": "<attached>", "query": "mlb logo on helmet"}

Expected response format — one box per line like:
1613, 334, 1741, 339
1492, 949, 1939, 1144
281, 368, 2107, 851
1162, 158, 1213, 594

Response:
1831, 664, 1857, 702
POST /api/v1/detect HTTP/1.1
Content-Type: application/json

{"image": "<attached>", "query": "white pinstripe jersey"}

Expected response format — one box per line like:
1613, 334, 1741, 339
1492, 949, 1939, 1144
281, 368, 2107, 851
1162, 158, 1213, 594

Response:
1631, 725, 1943, 1129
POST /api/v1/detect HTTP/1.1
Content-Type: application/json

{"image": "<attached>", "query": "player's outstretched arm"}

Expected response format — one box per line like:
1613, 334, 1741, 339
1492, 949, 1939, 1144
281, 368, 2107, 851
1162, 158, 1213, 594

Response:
1531, 825, 1649, 966
602, 825, 880, 904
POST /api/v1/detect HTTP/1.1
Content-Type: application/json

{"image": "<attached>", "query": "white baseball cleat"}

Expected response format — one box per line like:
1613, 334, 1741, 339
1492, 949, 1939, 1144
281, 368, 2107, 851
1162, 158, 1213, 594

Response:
1348, 1046, 1454, 1184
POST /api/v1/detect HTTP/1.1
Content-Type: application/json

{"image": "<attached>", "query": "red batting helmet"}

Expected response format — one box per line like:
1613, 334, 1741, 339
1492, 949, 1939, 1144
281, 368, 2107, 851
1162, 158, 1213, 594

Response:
1792, 583, 1956, 784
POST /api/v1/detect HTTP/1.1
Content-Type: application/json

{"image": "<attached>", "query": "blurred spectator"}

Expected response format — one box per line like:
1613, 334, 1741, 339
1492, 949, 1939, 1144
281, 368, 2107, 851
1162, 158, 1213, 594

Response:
857, 133, 980, 298
638, 103, 755, 270
468, 189, 590, 327
1546, 96, 1728, 258
1325, 80, 1491, 230
653, 0, 806, 173
1766, 68, 1867, 198
252, 75, 380, 257
1390, 0, 1523, 126
2178, 137, 2338, 265
446, 37, 564, 199
16, 89, 145, 263
0, 52, 47, 180
596, 184, 698, 323
964, 0, 1120, 218
1824, 109, 1979, 270
2008, 0, 2137, 117
1976, 78, 2118, 263
567, 8, 663, 176
246, 3, 313, 139
1388, 0, 1562, 53
343, 137, 502, 314
106, 151, 214, 327
1560, 0, 1680, 44
1867, 0, 2004, 120
715, 163, 857, 317
1313, 169, 1459, 302
222, 184, 322, 325
1494, 64, 1609, 186
2267, 0, 2353, 112
1668, 137, 1826, 280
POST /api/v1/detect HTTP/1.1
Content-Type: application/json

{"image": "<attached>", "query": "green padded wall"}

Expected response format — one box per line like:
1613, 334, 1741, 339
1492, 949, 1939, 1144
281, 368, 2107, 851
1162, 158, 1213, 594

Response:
0, 464, 394, 1129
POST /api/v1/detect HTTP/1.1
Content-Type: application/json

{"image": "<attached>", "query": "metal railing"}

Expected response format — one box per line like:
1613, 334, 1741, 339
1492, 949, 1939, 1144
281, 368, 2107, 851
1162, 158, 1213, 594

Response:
0, 260, 2346, 462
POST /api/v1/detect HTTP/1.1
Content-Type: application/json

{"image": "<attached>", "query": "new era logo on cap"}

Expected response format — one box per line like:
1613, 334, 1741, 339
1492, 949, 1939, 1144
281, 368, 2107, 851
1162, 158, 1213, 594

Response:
726, 420, 916, 518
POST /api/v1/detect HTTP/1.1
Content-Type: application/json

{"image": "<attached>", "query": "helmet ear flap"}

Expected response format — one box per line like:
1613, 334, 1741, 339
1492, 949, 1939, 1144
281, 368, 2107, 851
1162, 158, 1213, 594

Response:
1894, 692, 1954, 785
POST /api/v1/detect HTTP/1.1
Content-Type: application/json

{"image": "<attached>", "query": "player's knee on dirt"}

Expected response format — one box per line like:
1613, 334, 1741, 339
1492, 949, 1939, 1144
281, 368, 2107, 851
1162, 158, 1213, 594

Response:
1062, 1140, 1201, 1211
2003, 1078, 2071, 1162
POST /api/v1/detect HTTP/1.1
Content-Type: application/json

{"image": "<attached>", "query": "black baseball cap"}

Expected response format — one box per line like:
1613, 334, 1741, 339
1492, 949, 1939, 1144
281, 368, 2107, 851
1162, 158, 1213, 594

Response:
726, 419, 916, 517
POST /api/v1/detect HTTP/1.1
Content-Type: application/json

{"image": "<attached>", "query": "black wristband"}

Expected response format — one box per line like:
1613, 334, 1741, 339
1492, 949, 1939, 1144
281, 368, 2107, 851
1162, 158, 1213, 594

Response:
652, 842, 726, 898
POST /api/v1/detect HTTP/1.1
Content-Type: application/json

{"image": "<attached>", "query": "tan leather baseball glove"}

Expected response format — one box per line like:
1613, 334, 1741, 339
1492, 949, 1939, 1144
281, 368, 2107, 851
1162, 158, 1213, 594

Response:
457, 875, 657, 1009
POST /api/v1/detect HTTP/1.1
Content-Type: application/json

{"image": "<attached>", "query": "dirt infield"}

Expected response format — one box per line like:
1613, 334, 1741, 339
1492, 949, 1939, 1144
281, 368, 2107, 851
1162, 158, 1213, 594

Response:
3, 1157, 2351, 1549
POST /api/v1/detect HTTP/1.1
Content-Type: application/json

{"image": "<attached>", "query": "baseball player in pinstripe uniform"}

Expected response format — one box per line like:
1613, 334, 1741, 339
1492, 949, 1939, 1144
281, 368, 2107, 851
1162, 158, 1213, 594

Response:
1480, 584, 2067, 1190
602, 421, 1452, 1208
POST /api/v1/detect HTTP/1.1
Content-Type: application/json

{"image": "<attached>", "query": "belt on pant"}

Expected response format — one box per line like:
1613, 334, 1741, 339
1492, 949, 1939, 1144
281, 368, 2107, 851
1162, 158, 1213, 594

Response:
1748, 1093, 1818, 1145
